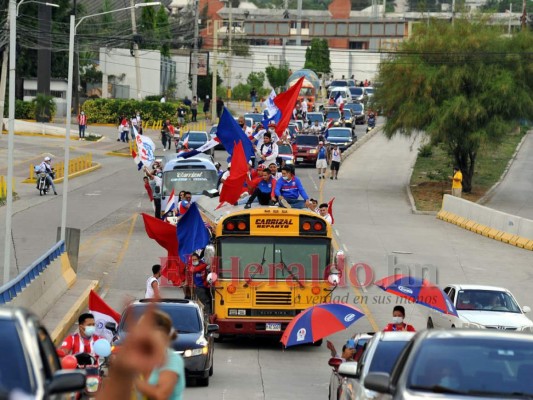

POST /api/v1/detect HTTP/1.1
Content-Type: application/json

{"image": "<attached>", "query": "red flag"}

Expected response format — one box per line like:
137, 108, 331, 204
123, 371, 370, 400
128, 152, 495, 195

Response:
89, 290, 121, 342
218, 141, 248, 207
328, 197, 335, 225
274, 76, 305, 137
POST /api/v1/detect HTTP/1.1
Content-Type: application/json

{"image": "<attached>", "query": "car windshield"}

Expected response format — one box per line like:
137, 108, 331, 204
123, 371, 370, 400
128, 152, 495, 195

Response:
219, 237, 330, 280
187, 132, 207, 142
121, 304, 202, 333
307, 113, 324, 124
349, 87, 364, 95
326, 110, 341, 120
209, 126, 217, 135
368, 340, 410, 374
288, 125, 297, 135
0, 319, 34, 394
407, 337, 533, 396
328, 129, 351, 138
330, 80, 347, 87
365, 87, 374, 94
163, 168, 218, 196
342, 110, 352, 119
455, 290, 521, 313
346, 104, 363, 113
244, 113, 263, 123
278, 144, 292, 154
295, 136, 319, 145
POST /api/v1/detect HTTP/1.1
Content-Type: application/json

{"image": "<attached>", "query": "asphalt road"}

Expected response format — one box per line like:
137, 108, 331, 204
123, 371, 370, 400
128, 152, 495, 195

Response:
2, 122, 533, 399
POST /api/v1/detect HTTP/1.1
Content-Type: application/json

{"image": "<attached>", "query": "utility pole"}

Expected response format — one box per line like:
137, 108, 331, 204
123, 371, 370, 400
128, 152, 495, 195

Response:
37, 3, 52, 121
130, 0, 143, 99
296, 0, 302, 46
191, 0, 200, 99
0, 38, 8, 133
451, 0, 456, 25
509, 3, 512, 35
281, 0, 288, 65
211, 19, 218, 122
521, 0, 527, 30
227, 0, 233, 97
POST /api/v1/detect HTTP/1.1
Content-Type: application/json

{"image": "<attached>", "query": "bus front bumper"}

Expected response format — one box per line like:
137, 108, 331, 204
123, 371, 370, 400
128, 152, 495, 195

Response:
211, 316, 291, 335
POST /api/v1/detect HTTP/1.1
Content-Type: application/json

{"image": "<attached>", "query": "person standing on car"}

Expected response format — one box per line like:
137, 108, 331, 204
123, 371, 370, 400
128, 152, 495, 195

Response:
330, 144, 341, 180
189, 252, 212, 314
316, 141, 328, 179
383, 305, 416, 332
145, 264, 162, 299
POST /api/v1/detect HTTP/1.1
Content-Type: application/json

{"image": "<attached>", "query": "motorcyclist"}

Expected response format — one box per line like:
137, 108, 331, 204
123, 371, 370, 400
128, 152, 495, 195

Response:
38, 156, 57, 195
59, 313, 102, 360
367, 112, 376, 129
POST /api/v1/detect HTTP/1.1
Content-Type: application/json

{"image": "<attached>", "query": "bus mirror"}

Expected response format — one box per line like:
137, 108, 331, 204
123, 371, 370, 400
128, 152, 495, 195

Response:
334, 250, 345, 267
207, 272, 218, 285
204, 245, 215, 265
328, 273, 340, 286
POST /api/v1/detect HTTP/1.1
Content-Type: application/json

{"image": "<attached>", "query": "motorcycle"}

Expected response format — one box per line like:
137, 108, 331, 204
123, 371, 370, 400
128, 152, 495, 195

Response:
36, 169, 55, 196
366, 115, 376, 132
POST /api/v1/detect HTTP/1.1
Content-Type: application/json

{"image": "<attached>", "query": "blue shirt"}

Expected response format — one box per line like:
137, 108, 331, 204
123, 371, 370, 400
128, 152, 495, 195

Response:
274, 176, 308, 200
147, 349, 185, 400
257, 177, 276, 194
317, 146, 327, 160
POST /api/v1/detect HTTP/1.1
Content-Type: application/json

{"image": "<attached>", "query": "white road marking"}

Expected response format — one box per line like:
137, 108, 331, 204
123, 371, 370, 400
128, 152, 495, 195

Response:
335, 229, 340, 236
343, 244, 348, 252
392, 250, 413, 254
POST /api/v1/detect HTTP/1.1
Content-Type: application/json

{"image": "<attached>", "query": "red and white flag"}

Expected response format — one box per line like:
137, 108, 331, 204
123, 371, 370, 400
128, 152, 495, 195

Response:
89, 290, 121, 343
328, 197, 335, 225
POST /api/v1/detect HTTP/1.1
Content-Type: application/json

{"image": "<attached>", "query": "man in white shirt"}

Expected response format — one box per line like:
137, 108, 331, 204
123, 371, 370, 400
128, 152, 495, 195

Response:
318, 203, 332, 224
330, 143, 342, 180
145, 264, 162, 299
309, 120, 322, 134
301, 97, 308, 119
256, 132, 278, 166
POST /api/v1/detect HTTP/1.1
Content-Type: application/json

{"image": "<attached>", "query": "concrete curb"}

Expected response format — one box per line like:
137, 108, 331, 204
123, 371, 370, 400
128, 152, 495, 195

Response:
106, 151, 131, 158
437, 209, 533, 252
406, 144, 439, 215
478, 131, 530, 205
51, 280, 99, 345
22, 163, 102, 184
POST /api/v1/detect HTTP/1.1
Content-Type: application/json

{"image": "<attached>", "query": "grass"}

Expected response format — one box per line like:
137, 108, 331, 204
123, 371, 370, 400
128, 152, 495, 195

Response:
410, 128, 527, 211
84, 133, 103, 142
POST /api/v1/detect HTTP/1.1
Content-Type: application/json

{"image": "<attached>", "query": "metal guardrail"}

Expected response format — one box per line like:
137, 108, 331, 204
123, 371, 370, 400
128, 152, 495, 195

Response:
0, 241, 65, 304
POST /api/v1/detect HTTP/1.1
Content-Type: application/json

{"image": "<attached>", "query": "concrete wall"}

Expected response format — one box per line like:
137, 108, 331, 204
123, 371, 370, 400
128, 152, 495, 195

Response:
172, 45, 383, 99
7, 253, 76, 320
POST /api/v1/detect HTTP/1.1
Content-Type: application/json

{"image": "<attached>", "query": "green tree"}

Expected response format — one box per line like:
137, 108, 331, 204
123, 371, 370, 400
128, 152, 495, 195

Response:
188, 72, 223, 100
156, 6, 172, 57
247, 72, 265, 88
304, 38, 331, 74
265, 63, 291, 89
373, 19, 533, 192
139, 0, 157, 49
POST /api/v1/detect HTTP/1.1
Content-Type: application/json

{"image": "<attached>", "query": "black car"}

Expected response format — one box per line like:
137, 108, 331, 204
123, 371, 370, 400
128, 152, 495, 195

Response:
111, 299, 219, 386
0, 307, 86, 398
344, 103, 366, 125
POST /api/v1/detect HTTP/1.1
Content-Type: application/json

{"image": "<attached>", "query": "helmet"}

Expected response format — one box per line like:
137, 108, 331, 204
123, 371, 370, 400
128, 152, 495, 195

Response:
44, 157, 51, 162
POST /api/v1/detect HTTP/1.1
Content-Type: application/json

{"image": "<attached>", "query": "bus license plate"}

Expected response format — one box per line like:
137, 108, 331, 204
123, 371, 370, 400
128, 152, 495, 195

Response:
266, 323, 281, 332
296, 157, 304, 162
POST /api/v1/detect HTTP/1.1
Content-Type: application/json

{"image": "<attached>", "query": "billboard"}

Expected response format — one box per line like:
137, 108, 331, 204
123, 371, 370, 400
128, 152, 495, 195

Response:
190, 52, 209, 76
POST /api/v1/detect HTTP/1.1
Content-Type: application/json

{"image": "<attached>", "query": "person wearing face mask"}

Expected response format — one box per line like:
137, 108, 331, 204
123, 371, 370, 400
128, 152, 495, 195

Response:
383, 305, 416, 332
189, 253, 211, 314
274, 165, 310, 209
60, 313, 102, 357
77, 110, 87, 140
145, 167, 163, 218
256, 132, 278, 166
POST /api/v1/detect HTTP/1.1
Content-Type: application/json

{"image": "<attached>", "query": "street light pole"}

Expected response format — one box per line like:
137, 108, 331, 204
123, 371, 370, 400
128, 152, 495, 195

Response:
191, 0, 200, 99
60, 2, 161, 242
130, 0, 143, 99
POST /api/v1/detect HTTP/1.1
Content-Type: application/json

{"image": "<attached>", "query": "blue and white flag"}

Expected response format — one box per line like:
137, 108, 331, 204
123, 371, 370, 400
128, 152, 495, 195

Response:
261, 89, 282, 128
132, 125, 156, 168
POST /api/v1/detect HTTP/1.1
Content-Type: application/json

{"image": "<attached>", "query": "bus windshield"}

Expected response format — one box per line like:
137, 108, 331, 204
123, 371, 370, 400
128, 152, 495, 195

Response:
219, 237, 330, 281
163, 169, 218, 196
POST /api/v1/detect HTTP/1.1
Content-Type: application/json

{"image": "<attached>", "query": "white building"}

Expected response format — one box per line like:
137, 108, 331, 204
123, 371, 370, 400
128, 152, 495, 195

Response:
23, 78, 68, 117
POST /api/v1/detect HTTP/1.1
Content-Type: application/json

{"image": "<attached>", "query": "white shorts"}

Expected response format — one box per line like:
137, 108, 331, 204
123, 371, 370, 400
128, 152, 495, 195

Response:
316, 159, 328, 169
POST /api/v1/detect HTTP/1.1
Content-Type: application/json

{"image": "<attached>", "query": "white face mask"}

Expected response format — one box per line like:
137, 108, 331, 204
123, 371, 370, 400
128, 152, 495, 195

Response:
392, 316, 404, 324
192, 261, 199, 266
84, 326, 96, 337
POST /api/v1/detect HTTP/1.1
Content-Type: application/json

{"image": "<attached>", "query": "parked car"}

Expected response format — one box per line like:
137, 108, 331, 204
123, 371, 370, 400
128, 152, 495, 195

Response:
427, 284, 533, 331
364, 329, 533, 399
344, 103, 366, 125
0, 307, 86, 399
209, 125, 225, 150
326, 128, 355, 151
328, 333, 373, 400
111, 299, 219, 386
293, 135, 320, 165
348, 87, 368, 104
337, 331, 415, 400
178, 131, 214, 156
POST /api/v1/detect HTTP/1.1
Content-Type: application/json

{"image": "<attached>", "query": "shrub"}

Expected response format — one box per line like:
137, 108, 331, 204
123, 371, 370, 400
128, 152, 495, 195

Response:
418, 144, 433, 158
81, 99, 189, 124
15, 100, 35, 119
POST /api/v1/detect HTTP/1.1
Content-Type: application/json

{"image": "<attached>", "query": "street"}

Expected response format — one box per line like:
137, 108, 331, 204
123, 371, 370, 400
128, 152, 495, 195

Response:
1, 120, 533, 399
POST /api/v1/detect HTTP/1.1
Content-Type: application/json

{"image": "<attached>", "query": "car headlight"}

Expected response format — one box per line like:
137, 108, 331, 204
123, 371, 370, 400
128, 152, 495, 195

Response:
309, 149, 317, 154
183, 346, 209, 357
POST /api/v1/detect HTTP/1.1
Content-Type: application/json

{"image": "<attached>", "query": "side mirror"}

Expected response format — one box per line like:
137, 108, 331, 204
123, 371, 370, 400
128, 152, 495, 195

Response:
47, 370, 86, 395
364, 372, 392, 394
523, 306, 531, 313
328, 357, 343, 371
207, 324, 219, 333
204, 244, 215, 265
105, 322, 117, 334
328, 274, 340, 286
207, 272, 218, 285
338, 361, 359, 378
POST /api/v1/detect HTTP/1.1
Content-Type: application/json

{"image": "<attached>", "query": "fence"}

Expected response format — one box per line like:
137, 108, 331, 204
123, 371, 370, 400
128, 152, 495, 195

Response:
0, 176, 16, 198
29, 154, 93, 181
0, 241, 65, 304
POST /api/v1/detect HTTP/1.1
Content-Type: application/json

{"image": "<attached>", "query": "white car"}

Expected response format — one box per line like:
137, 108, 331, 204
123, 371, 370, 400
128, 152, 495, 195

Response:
427, 284, 533, 331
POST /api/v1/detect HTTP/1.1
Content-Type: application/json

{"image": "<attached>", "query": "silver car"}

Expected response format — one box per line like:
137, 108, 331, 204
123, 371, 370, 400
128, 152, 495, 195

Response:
337, 331, 415, 400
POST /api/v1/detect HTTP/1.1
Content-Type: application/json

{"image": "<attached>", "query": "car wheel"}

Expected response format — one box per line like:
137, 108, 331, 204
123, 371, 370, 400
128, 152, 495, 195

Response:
209, 363, 214, 377
197, 376, 209, 387
427, 317, 434, 329
313, 339, 323, 346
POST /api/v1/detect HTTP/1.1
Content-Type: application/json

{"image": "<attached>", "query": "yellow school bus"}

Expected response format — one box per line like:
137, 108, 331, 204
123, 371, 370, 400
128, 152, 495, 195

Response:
197, 198, 340, 340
